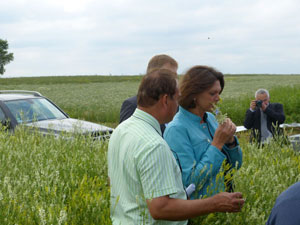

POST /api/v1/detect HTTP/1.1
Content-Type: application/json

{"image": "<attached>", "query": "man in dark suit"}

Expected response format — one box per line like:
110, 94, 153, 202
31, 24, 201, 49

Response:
119, 54, 178, 134
266, 181, 300, 225
244, 89, 285, 144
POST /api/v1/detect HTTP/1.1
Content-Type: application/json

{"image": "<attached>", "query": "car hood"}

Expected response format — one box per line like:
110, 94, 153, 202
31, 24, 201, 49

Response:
25, 118, 113, 135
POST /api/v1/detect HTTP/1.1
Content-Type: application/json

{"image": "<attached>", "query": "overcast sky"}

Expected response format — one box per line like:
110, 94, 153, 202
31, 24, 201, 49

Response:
1, 0, 300, 77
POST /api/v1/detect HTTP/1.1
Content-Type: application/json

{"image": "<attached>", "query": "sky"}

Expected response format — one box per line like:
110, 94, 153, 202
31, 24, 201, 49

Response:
1, 0, 300, 77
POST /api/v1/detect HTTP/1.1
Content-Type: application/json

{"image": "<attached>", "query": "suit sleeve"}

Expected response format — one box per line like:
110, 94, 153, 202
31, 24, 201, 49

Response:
119, 99, 136, 124
222, 136, 243, 169
265, 103, 285, 124
244, 109, 256, 129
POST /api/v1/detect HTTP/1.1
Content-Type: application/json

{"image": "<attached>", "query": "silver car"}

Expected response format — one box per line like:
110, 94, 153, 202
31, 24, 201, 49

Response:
0, 90, 113, 140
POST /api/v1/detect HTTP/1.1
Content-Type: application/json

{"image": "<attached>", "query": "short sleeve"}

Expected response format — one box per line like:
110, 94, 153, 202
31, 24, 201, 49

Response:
137, 143, 182, 199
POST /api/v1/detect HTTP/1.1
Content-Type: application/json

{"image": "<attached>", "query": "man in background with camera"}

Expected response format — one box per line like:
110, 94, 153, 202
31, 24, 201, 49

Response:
244, 89, 285, 144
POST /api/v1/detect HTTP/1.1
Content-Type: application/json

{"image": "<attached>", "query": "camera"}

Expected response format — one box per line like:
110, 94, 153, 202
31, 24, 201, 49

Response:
256, 100, 263, 108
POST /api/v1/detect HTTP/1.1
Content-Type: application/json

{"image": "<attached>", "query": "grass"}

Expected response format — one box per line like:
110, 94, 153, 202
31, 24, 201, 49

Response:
0, 74, 299, 224
191, 132, 300, 224
0, 75, 142, 85
0, 127, 111, 224
1, 74, 300, 127
0, 127, 299, 224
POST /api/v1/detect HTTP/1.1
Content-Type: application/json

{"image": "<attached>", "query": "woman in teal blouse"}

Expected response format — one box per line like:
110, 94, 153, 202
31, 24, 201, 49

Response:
164, 65, 243, 199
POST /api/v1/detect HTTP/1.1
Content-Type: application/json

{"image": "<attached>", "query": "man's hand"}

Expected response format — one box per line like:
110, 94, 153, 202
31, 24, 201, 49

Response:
261, 101, 268, 111
212, 118, 236, 150
250, 100, 256, 110
212, 192, 245, 213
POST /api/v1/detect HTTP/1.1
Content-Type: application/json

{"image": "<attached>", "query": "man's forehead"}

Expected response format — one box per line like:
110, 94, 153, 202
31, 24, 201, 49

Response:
256, 93, 269, 100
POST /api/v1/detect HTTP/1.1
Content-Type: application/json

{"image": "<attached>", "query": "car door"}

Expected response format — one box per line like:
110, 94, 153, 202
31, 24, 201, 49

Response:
0, 101, 18, 130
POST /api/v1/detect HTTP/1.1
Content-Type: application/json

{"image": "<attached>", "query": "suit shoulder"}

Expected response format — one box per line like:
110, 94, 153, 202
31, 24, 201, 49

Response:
270, 102, 284, 109
123, 96, 137, 105
270, 102, 283, 106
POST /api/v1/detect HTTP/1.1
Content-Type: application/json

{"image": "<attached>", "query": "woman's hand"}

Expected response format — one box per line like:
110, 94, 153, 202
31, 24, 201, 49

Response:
211, 118, 236, 150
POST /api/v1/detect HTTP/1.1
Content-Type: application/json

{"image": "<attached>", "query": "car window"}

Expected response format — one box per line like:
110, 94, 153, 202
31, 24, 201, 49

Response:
4, 98, 67, 123
0, 107, 5, 121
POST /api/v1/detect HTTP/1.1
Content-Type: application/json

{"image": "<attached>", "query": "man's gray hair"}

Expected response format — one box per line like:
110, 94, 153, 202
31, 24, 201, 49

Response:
255, 89, 269, 98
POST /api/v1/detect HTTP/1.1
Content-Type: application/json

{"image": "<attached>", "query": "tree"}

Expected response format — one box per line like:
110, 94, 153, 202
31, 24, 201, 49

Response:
0, 39, 14, 75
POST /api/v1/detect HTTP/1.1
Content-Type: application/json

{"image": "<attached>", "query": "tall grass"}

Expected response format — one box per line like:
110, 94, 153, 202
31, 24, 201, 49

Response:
270, 85, 300, 123
0, 127, 111, 224
191, 134, 300, 224
0, 126, 299, 224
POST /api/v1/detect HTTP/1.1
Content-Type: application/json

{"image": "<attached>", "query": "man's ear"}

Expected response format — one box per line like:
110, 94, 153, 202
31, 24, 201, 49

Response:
160, 94, 168, 108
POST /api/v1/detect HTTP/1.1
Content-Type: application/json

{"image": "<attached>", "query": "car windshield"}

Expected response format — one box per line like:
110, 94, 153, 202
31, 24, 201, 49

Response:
4, 98, 67, 124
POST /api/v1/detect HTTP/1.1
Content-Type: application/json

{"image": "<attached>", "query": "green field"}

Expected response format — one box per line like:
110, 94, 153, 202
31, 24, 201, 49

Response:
1, 74, 300, 127
0, 74, 300, 224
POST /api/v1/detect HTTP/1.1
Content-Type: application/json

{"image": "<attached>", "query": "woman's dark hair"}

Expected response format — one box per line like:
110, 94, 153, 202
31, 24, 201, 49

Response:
137, 68, 177, 107
179, 65, 224, 109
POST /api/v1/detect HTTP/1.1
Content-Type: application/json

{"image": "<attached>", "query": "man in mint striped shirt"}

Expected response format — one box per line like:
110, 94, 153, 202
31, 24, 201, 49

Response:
108, 69, 245, 224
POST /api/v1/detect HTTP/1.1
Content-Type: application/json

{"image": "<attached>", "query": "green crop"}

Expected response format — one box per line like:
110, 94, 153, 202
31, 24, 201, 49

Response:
0, 127, 111, 224
190, 133, 300, 224
0, 74, 299, 224
0, 126, 299, 224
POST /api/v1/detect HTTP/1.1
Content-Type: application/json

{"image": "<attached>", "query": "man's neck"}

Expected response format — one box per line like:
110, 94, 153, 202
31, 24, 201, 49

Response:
137, 106, 165, 124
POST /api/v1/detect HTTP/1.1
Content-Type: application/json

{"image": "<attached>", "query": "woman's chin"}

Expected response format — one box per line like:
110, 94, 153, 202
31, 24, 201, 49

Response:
207, 108, 214, 113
